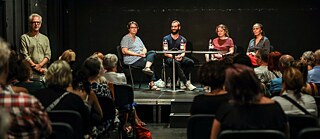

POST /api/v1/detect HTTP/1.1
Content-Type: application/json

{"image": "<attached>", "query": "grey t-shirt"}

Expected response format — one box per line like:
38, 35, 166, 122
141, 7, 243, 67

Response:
120, 34, 145, 65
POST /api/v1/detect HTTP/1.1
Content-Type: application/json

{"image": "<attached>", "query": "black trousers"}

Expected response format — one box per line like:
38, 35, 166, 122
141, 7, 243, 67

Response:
166, 56, 194, 84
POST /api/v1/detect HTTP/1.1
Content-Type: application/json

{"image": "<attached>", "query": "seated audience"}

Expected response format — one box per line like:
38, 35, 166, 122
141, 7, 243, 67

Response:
59, 49, 77, 71
254, 49, 269, 80
33, 60, 90, 135
260, 51, 282, 85
210, 64, 288, 139
292, 61, 318, 96
308, 49, 320, 83
7, 50, 29, 93
103, 53, 127, 85
190, 60, 230, 115
272, 67, 317, 116
300, 51, 315, 71
103, 53, 147, 127
15, 60, 45, 94
0, 38, 52, 138
69, 69, 103, 126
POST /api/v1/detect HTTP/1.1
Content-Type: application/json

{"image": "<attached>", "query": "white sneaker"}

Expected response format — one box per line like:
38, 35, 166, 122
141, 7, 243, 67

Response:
186, 81, 196, 91
180, 81, 186, 90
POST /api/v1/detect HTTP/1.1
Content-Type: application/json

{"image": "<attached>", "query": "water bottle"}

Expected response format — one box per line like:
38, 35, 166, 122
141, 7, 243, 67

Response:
163, 40, 168, 51
209, 39, 214, 51
166, 77, 172, 88
180, 39, 185, 50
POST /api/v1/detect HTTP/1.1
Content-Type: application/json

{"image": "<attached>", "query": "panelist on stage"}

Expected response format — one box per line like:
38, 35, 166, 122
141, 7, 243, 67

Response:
206, 24, 235, 62
162, 20, 196, 91
120, 21, 160, 91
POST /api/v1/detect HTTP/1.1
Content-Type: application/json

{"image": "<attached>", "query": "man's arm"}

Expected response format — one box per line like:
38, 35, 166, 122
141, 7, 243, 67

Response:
20, 35, 37, 66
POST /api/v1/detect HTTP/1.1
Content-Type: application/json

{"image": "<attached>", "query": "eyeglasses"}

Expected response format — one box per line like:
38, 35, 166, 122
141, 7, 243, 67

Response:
130, 26, 138, 29
31, 21, 41, 24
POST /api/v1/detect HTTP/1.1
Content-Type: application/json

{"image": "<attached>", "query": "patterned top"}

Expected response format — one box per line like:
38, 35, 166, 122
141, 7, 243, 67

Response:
0, 85, 52, 139
120, 34, 145, 65
90, 82, 112, 99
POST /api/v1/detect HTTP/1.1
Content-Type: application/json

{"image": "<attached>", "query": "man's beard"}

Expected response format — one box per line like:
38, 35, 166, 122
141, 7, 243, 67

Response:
171, 29, 180, 35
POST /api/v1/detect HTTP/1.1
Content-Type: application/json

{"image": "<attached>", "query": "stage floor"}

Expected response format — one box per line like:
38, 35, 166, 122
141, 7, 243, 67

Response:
133, 83, 204, 105
132, 83, 205, 123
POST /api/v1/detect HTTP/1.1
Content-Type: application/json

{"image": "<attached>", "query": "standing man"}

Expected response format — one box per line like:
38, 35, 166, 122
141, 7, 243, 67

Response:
20, 13, 51, 81
163, 20, 196, 91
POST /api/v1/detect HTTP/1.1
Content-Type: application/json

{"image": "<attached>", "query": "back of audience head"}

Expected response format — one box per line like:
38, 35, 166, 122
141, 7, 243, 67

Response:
16, 60, 32, 82
199, 60, 227, 89
103, 53, 118, 71
80, 57, 102, 80
233, 53, 253, 68
45, 60, 72, 88
7, 50, 20, 84
267, 51, 282, 71
279, 54, 294, 72
225, 64, 261, 104
92, 51, 104, 61
314, 49, 320, 65
0, 38, 11, 87
282, 67, 304, 99
256, 49, 269, 64
59, 49, 76, 63
300, 51, 314, 67
292, 60, 308, 84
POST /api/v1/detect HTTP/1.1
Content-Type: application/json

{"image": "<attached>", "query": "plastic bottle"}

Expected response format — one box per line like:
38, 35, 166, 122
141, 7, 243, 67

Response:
180, 39, 185, 50
209, 39, 214, 51
163, 40, 168, 51
166, 77, 172, 88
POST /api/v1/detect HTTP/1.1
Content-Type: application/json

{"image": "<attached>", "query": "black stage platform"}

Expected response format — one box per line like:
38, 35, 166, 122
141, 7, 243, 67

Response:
132, 83, 204, 123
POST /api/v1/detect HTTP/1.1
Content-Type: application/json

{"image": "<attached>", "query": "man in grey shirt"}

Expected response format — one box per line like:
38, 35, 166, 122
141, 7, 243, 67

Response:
20, 13, 51, 81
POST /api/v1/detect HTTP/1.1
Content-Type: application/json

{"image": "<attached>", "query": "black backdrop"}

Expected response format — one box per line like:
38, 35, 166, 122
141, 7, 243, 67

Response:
53, 0, 319, 63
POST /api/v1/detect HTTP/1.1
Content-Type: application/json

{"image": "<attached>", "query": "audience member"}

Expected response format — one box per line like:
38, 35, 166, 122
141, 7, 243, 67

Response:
210, 64, 288, 139
20, 13, 51, 81
300, 51, 315, 71
0, 38, 52, 138
163, 20, 196, 90
103, 53, 127, 84
254, 49, 269, 79
308, 49, 320, 83
233, 53, 253, 68
15, 59, 45, 94
103, 53, 147, 126
80, 57, 113, 99
7, 50, 29, 93
59, 49, 77, 71
33, 60, 90, 135
272, 67, 317, 116
292, 61, 318, 96
90, 52, 108, 83
260, 51, 282, 86
190, 60, 230, 115
70, 69, 103, 127
121, 21, 159, 90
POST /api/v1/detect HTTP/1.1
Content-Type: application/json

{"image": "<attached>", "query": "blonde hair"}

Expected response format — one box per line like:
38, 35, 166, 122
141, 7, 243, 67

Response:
216, 24, 229, 37
59, 49, 76, 62
45, 60, 72, 88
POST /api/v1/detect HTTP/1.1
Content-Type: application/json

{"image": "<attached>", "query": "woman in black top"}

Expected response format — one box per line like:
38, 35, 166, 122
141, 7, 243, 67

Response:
190, 60, 230, 115
210, 64, 289, 139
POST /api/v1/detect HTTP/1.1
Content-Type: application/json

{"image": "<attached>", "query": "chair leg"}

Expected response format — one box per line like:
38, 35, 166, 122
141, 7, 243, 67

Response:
129, 66, 134, 88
